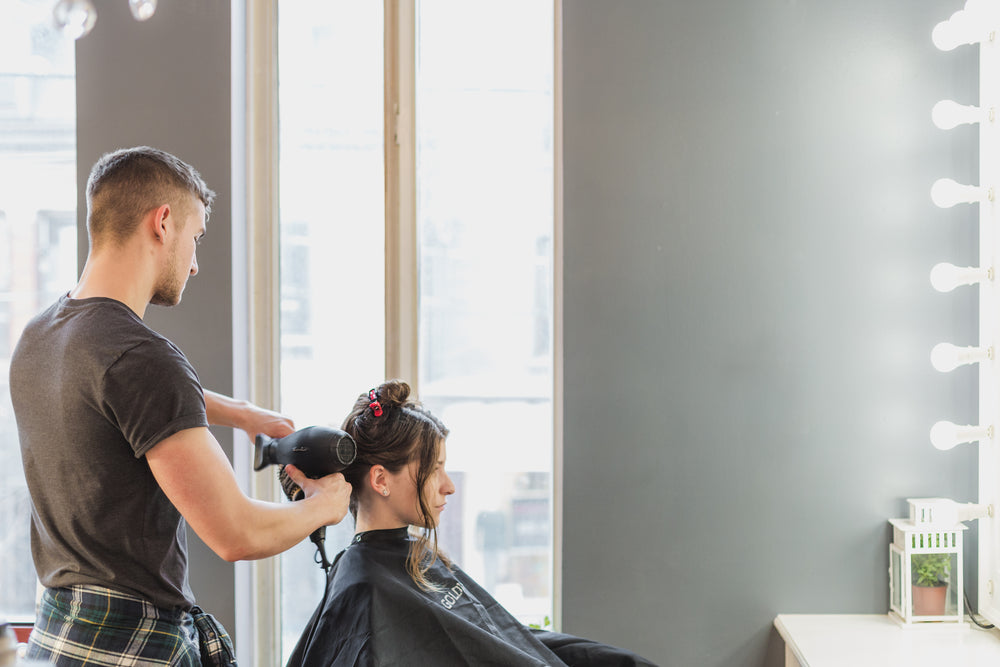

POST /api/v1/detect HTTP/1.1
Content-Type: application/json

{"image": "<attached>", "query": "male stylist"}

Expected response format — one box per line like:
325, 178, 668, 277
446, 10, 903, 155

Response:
9, 146, 351, 665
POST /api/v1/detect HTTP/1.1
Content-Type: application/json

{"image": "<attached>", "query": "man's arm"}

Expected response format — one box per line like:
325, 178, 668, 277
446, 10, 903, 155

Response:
146, 426, 351, 562
203, 389, 295, 440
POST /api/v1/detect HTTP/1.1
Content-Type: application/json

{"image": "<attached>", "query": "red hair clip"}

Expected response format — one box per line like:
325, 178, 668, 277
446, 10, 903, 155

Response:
368, 389, 383, 417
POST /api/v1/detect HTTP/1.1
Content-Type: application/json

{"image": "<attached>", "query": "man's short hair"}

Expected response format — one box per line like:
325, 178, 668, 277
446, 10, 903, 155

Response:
85, 146, 216, 246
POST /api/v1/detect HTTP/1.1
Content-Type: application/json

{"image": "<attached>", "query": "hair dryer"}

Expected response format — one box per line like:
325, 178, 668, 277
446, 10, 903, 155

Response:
254, 425, 357, 478
254, 426, 357, 571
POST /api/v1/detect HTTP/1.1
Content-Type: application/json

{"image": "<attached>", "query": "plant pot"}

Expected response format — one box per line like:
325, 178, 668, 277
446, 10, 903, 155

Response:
912, 584, 947, 616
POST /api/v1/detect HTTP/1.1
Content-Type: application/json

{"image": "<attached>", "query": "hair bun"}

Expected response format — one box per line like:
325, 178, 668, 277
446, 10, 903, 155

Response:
377, 379, 411, 409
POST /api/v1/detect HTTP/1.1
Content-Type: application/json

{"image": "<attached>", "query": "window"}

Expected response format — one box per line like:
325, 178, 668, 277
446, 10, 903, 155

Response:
276, 1, 385, 659
0, 0, 77, 622
274, 0, 554, 658
414, 0, 555, 624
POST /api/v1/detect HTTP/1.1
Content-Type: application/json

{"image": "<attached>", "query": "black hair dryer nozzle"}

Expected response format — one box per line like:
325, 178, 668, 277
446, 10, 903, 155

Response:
253, 425, 357, 477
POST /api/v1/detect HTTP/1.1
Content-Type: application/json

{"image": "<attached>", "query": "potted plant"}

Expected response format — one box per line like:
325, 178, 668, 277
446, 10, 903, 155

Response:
911, 553, 950, 616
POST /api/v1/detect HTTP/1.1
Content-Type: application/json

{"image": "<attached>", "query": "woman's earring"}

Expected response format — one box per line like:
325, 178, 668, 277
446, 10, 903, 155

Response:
382, 489, 389, 496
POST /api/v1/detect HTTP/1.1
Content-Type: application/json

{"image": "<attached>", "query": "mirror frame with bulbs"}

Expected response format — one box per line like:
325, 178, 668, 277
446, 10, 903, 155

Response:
928, 0, 1000, 629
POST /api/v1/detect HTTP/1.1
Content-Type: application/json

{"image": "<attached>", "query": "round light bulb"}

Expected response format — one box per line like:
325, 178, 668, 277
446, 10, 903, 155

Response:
931, 343, 961, 372
931, 421, 958, 450
931, 178, 980, 208
930, 262, 991, 292
930, 342, 990, 372
930, 420, 991, 450
932, 10, 980, 51
52, 0, 96, 40
932, 100, 980, 130
932, 20, 958, 51
129, 0, 157, 21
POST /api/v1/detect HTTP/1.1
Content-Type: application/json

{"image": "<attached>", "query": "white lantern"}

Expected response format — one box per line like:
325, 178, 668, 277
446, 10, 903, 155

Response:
888, 498, 967, 625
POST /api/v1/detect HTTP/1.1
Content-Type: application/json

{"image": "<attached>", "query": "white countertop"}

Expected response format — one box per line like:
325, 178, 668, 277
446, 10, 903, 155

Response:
774, 614, 1000, 666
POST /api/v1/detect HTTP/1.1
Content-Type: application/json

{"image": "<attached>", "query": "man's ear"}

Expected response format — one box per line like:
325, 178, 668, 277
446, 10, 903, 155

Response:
148, 204, 171, 243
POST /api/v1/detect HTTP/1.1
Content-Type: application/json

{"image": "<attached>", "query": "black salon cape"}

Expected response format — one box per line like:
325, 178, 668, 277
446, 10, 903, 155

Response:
287, 528, 657, 667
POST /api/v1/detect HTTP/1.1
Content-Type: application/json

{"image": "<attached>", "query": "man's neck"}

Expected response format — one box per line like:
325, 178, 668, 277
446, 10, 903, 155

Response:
71, 250, 153, 319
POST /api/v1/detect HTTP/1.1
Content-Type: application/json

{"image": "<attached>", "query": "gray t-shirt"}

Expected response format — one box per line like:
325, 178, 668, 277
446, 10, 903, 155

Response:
9, 295, 209, 611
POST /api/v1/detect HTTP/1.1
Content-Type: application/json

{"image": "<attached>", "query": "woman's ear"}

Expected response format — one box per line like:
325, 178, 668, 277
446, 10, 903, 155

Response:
369, 465, 389, 497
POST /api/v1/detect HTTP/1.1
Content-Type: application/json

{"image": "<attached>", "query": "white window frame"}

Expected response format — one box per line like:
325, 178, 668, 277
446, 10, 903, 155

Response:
238, 2, 564, 663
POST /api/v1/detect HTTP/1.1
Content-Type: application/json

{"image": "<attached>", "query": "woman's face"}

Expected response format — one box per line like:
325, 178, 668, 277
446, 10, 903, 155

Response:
385, 439, 455, 528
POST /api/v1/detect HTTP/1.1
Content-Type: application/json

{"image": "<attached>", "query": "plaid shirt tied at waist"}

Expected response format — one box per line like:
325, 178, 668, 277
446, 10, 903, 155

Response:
26, 585, 229, 666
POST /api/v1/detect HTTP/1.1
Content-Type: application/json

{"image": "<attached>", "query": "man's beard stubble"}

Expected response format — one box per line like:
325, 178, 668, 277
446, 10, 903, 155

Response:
150, 243, 185, 307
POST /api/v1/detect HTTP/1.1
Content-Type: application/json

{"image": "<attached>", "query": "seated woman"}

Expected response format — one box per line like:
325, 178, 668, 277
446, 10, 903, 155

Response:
285, 380, 656, 667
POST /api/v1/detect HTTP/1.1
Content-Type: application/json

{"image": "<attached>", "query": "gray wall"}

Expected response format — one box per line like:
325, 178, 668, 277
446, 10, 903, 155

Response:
75, 0, 238, 634
561, 1, 980, 665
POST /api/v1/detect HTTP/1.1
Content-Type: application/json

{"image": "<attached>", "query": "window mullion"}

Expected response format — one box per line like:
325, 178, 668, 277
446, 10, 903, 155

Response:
384, 0, 419, 387
244, 0, 282, 664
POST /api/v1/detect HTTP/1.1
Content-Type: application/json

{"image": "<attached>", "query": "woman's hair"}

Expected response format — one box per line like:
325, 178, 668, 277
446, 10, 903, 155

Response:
85, 146, 215, 247
342, 379, 450, 590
